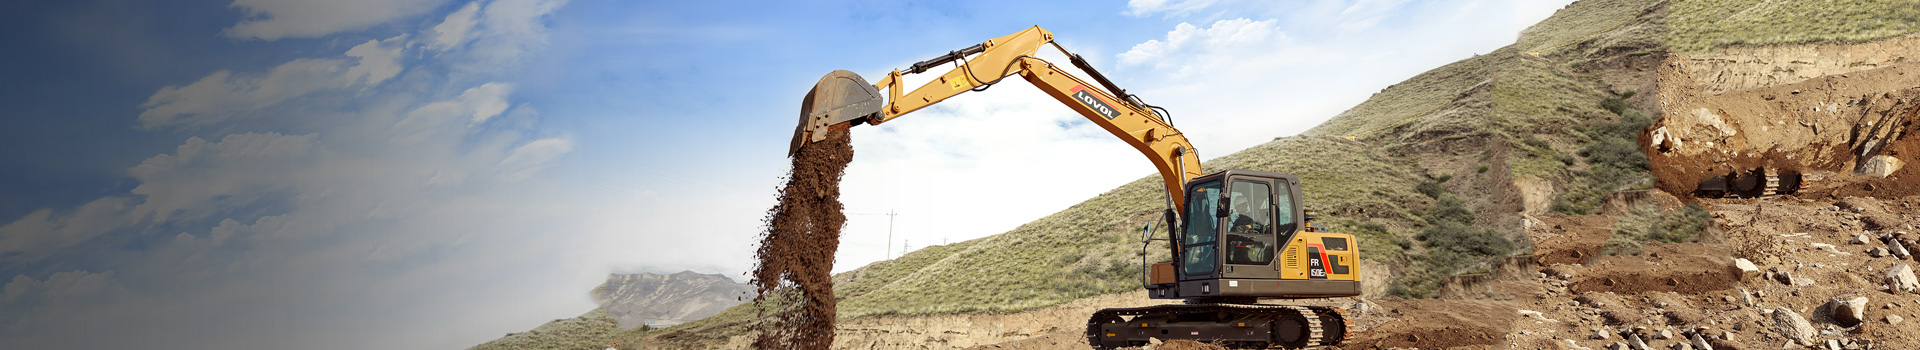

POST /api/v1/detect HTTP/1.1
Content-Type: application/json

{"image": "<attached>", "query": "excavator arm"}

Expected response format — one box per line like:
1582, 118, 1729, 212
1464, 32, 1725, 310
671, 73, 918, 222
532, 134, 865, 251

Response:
790, 26, 1204, 212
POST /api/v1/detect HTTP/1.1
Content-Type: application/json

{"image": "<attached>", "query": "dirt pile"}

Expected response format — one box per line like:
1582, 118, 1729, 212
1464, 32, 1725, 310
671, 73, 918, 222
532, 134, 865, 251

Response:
1557, 242, 1741, 294
1343, 298, 1518, 349
751, 129, 853, 350
1530, 213, 1618, 265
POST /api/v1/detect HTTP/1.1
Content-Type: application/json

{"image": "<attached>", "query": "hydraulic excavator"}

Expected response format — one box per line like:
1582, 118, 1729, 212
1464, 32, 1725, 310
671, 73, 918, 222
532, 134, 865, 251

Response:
789, 26, 1360, 349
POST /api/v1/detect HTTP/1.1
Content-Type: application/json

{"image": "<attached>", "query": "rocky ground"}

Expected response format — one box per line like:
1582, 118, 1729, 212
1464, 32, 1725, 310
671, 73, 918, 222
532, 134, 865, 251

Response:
955, 192, 1920, 350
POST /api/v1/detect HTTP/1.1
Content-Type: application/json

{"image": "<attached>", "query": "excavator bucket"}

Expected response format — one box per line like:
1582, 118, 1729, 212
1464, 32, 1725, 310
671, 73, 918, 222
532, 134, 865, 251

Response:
790, 70, 883, 156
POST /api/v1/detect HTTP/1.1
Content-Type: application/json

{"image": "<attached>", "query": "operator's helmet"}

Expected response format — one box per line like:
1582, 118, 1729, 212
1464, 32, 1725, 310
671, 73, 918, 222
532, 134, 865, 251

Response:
1232, 195, 1249, 211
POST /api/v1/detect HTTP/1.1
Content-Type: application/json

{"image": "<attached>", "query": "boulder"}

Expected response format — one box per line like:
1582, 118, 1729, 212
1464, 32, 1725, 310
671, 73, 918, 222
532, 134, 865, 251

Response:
1859, 155, 1904, 178
1828, 296, 1868, 327
1890, 264, 1920, 293
1771, 308, 1816, 346
1852, 234, 1873, 245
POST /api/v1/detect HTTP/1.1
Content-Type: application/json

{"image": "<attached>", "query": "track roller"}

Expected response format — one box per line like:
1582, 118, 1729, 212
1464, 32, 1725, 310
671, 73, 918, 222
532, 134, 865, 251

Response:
1272, 307, 1320, 349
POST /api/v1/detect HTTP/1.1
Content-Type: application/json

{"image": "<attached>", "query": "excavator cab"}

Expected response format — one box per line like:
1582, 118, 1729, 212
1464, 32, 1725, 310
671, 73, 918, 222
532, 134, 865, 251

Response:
1106, 170, 1357, 349
1147, 169, 1359, 302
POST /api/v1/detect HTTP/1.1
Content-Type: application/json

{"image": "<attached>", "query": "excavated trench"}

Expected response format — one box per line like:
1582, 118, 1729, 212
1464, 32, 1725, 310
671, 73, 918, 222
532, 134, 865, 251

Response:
1646, 33, 1920, 200
751, 129, 853, 350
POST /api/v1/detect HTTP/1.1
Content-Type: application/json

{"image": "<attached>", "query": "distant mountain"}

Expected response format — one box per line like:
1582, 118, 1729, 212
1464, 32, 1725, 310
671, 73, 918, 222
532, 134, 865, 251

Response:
591, 271, 753, 329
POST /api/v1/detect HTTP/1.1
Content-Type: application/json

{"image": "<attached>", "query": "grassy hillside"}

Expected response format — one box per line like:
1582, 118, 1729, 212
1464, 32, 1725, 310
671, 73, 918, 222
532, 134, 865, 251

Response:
470, 309, 621, 350
1667, 0, 1920, 52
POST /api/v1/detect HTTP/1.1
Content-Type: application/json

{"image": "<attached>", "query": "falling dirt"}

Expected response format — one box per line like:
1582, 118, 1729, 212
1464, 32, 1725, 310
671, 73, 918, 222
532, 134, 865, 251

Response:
751, 129, 853, 350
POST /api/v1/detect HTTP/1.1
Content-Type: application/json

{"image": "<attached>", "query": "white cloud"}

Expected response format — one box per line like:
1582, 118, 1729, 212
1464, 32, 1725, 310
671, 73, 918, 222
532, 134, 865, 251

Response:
429, 2, 483, 51
498, 137, 573, 182
137, 36, 406, 129
222, 0, 450, 40
347, 36, 407, 87
127, 132, 320, 223
1118, 18, 1287, 73
429, 0, 568, 73
397, 82, 513, 130
0, 197, 135, 263
1, 270, 121, 307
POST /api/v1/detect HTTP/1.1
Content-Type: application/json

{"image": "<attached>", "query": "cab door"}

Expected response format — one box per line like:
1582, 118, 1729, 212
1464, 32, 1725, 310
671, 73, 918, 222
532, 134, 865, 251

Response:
1220, 177, 1281, 279
1178, 180, 1223, 279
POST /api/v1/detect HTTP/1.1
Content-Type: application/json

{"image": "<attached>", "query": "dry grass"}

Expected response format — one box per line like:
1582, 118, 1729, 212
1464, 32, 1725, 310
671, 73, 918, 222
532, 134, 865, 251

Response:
469, 309, 621, 350
1668, 0, 1920, 52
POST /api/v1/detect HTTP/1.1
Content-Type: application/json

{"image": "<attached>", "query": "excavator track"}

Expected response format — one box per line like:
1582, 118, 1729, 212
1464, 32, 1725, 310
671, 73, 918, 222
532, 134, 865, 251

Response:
1694, 169, 1806, 198
1086, 304, 1347, 349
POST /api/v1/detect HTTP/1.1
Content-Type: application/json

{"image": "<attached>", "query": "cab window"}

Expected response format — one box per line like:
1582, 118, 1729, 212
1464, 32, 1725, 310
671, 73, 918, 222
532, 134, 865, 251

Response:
1225, 181, 1274, 265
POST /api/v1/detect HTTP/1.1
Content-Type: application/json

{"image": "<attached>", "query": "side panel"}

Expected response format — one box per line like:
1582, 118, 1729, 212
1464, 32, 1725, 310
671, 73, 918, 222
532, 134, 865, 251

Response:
1277, 231, 1360, 283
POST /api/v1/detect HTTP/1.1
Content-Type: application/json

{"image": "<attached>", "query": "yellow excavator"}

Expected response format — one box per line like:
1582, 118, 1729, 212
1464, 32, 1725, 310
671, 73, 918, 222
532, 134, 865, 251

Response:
789, 26, 1360, 349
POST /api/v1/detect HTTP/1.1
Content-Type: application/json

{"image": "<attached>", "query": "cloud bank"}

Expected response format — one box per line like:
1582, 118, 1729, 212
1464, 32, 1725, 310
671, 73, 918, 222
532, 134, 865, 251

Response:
2, 1, 585, 349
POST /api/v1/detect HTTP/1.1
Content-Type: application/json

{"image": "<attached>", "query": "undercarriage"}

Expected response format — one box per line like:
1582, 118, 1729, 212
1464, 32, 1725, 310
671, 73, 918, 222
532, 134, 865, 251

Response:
1086, 303, 1348, 349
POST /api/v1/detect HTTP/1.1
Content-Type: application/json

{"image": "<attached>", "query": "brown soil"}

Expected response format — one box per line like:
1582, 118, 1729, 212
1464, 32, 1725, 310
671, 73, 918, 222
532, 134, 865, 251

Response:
1559, 243, 1740, 294
1342, 298, 1518, 349
751, 129, 853, 350
1530, 213, 1617, 265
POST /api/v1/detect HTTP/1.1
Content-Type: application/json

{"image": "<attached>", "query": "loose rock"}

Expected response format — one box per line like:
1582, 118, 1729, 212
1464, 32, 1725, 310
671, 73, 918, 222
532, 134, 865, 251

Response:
1735, 258, 1761, 281
1830, 296, 1869, 327
1890, 264, 1920, 293
1888, 314, 1905, 326
1691, 332, 1715, 350
1772, 308, 1816, 346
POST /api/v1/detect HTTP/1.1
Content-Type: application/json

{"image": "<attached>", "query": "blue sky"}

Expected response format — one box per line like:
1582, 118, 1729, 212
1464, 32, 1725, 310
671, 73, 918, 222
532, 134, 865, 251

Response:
0, 0, 1572, 349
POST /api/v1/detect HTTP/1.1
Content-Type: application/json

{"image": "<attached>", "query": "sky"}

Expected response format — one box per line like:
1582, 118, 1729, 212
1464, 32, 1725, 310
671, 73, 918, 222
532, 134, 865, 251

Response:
0, 0, 1572, 349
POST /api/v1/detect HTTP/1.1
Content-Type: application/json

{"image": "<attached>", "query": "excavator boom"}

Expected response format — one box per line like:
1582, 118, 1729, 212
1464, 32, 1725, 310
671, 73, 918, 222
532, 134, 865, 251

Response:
790, 26, 1203, 213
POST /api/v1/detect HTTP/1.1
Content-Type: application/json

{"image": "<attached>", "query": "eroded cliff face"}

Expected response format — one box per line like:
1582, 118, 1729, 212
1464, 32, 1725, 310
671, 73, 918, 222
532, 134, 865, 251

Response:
1648, 32, 1920, 198
592, 271, 752, 329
